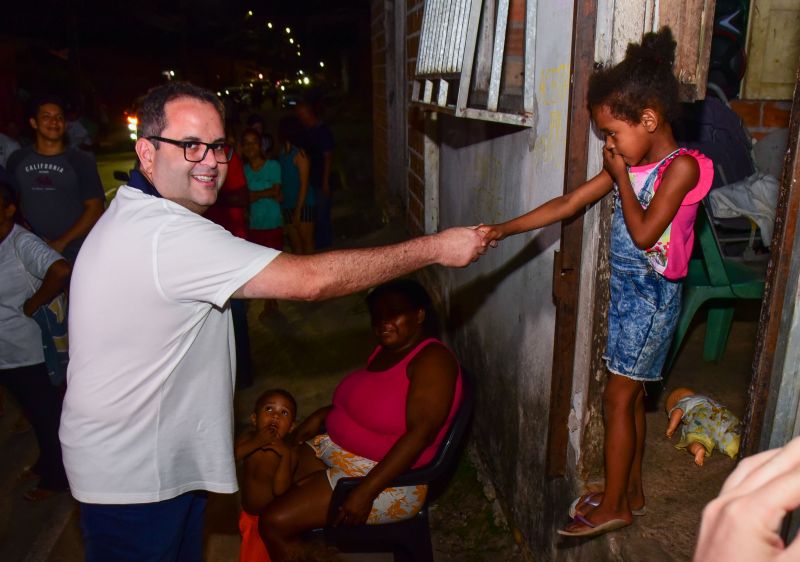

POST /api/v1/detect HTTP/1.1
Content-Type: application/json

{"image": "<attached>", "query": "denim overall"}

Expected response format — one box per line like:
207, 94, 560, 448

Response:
604, 153, 683, 381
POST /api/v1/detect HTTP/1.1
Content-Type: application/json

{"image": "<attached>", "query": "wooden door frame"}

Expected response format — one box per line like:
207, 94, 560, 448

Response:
742, 66, 800, 456
545, 0, 598, 476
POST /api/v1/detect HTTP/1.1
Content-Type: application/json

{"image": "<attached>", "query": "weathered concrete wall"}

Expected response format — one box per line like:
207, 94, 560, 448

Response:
421, 1, 576, 555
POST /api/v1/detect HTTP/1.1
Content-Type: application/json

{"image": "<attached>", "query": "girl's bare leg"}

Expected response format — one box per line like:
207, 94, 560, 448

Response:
564, 373, 640, 531
575, 384, 646, 517
628, 387, 646, 507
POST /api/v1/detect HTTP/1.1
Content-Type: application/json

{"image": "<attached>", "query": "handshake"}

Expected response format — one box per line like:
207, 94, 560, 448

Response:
432, 223, 508, 268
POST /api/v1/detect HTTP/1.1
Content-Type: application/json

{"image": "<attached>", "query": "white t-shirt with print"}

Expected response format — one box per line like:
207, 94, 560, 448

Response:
0, 224, 63, 368
60, 185, 278, 504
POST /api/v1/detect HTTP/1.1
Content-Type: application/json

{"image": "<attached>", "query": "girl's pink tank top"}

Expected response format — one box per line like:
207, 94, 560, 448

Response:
326, 338, 463, 468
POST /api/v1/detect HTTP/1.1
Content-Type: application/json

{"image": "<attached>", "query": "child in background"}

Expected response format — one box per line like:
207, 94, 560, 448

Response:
236, 389, 299, 562
480, 28, 713, 538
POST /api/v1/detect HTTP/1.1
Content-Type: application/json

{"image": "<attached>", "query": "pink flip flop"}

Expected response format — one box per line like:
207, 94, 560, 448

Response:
568, 492, 646, 518
557, 514, 630, 538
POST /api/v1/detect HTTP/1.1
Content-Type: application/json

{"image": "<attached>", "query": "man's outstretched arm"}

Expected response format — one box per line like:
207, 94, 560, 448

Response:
235, 227, 487, 301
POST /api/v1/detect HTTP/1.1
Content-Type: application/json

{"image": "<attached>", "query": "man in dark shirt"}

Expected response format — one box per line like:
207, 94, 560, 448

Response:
6, 97, 104, 263
296, 101, 334, 248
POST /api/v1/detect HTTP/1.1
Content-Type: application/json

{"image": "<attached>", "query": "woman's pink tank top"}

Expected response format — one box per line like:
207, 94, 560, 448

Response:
326, 338, 463, 468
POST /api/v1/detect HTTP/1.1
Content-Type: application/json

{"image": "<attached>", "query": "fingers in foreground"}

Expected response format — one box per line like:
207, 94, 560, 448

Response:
721, 437, 800, 496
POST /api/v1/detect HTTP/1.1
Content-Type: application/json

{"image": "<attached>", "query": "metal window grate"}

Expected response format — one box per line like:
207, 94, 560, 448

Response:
412, 0, 537, 127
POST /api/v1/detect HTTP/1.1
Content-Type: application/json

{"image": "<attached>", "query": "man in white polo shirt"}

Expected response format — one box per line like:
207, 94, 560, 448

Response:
60, 82, 487, 561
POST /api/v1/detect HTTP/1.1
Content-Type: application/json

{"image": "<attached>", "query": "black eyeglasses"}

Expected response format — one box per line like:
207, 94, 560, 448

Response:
147, 136, 233, 163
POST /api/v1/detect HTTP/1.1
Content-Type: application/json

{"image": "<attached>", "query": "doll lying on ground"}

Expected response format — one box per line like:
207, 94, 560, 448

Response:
665, 387, 741, 466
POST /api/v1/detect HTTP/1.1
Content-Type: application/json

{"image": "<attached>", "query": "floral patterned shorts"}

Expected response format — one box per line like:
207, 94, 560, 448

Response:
307, 434, 427, 524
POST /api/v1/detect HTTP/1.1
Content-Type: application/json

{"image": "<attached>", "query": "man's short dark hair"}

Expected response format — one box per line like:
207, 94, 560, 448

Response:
28, 95, 65, 119
136, 82, 224, 139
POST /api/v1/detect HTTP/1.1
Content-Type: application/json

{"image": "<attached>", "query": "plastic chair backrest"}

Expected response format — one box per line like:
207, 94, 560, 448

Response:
699, 199, 768, 294
697, 202, 731, 287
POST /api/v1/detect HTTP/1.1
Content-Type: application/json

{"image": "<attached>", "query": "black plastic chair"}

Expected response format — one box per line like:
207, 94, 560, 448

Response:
322, 369, 474, 562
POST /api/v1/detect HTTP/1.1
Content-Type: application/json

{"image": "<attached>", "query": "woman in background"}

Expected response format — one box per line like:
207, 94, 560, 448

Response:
277, 116, 314, 255
241, 128, 283, 321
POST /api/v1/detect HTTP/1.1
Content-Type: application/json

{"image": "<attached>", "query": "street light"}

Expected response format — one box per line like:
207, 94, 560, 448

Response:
303, 77, 310, 85
289, 38, 294, 44
297, 51, 301, 57
267, 22, 273, 29
127, 115, 138, 141
247, 10, 253, 17
319, 61, 325, 68
285, 27, 291, 34
258, 73, 263, 79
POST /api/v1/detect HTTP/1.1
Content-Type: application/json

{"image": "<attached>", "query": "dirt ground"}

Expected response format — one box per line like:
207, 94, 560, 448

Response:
589, 300, 759, 561
0, 196, 760, 562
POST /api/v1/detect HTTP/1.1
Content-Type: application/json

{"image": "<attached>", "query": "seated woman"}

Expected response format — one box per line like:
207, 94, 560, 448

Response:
259, 279, 463, 561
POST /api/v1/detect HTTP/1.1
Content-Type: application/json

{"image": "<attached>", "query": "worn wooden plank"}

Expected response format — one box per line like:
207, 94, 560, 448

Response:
472, 0, 496, 96
437, 78, 449, 106
487, 0, 510, 112
742, 66, 800, 456
523, 0, 537, 113
659, 0, 716, 101
545, 0, 597, 477
456, 0, 485, 113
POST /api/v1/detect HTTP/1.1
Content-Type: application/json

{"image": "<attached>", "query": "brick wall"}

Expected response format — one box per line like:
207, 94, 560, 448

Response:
503, 0, 526, 95
406, 0, 425, 235
371, 1, 389, 206
730, 99, 792, 140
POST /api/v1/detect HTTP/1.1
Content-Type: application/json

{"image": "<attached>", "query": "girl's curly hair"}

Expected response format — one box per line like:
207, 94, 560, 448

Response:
587, 27, 680, 124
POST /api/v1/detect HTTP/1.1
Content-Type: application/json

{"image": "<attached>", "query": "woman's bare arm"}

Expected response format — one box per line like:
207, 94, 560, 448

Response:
23, 259, 71, 317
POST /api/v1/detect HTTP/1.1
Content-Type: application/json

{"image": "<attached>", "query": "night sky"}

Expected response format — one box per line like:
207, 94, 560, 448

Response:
0, 1, 371, 124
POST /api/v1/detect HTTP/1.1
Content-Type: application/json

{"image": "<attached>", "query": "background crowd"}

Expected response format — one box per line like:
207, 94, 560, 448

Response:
0, 90, 337, 502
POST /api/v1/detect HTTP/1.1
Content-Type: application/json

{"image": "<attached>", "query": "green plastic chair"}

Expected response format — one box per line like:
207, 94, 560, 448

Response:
664, 201, 766, 371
